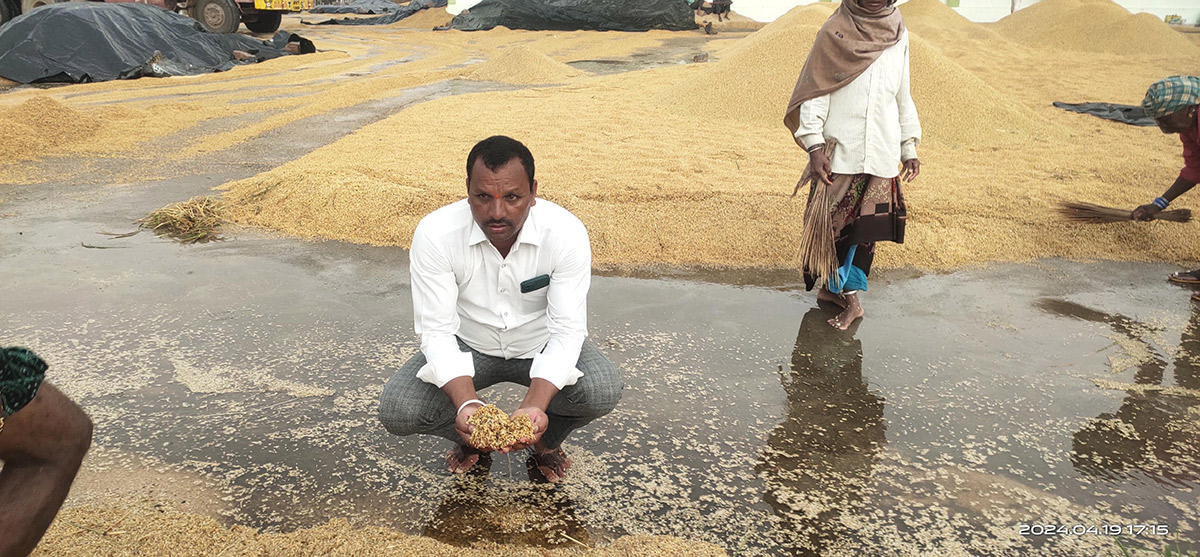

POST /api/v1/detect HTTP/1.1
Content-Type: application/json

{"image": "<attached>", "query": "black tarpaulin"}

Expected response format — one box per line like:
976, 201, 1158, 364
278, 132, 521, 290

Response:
1053, 102, 1156, 127
0, 2, 298, 84
308, 0, 444, 26
448, 0, 697, 32
309, 0, 399, 15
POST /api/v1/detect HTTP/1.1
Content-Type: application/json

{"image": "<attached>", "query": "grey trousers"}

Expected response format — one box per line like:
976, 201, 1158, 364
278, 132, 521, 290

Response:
378, 339, 623, 450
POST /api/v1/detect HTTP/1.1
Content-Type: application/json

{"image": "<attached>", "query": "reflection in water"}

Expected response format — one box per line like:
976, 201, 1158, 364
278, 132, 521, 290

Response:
756, 308, 886, 555
422, 471, 590, 549
1037, 299, 1200, 485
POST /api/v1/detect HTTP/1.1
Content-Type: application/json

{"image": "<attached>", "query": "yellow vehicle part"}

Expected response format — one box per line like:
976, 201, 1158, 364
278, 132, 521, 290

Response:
253, 0, 313, 11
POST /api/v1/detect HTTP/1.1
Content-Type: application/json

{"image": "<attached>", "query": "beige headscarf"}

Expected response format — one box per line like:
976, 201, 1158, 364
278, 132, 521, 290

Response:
783, 0, 906, 146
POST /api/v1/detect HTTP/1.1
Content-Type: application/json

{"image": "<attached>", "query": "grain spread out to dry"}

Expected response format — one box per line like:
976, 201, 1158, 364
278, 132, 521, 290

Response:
203, 0, 1200, 271
468, 403, 535, 450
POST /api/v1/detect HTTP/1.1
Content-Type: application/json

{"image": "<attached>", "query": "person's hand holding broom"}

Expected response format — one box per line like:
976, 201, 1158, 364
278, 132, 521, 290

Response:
807, 144, 833, 185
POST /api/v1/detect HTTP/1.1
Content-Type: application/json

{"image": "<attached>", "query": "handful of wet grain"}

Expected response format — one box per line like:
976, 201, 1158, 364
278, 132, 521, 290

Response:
467, 404, 534, 451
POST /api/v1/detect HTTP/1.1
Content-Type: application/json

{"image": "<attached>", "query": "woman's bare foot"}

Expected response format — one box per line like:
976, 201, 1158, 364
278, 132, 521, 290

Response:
446, 445, 490, 474
816, 288, 847, 308
527, 445, 572, 483
828, 293, 863, 330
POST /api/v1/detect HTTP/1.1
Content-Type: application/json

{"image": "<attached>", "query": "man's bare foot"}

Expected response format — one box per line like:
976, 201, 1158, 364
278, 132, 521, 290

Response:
446, 445, 490, 474
527, 446, 572, 483
828, 294, 863, 330
816, 288, 847, 308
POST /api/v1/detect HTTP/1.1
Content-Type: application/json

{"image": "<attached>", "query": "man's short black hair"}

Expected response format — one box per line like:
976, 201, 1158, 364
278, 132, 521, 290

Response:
466, 135, 535, 189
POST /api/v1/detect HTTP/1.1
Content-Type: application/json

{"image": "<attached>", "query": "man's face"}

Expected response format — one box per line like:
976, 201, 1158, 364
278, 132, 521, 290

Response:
857, 0, 890, 13
285, 42, 300, 54
467, 157, 537, 251
1155, 105, 1197, 134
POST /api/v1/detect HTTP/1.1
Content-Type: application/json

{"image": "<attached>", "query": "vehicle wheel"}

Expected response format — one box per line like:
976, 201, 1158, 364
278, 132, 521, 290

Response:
243, 10, 280, 33
20, 0, 63, 14
0, 0, 16, 25
193, 0, 239, 33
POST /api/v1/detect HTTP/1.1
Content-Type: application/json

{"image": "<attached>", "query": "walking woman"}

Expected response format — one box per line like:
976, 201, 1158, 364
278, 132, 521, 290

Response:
784, 0, 921, 330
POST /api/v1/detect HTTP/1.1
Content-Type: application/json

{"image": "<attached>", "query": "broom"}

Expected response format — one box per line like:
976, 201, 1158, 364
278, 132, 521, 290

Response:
1056, 201, 1191, 223
793, 140, 841, 291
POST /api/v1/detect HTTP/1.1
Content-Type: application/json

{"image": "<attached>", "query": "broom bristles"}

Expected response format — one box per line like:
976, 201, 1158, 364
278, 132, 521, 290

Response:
1057, 201, 1191, 223
795, 140, 841, 289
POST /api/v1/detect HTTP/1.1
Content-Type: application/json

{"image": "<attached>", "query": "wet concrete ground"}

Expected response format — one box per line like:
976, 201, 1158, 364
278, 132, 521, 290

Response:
3, 63, 1200, 557
6, 176, 1200, 554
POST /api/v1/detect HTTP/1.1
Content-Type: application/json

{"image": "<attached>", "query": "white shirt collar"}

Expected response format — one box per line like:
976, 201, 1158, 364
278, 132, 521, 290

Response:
467, 203, 542, 250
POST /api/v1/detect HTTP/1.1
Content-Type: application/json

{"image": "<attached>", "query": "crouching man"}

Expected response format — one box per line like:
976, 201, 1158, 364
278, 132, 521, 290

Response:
379, 135, 622, 483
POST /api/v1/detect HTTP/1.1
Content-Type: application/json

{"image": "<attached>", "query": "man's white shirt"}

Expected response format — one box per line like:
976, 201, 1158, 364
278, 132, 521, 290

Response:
794, 30, 922, 179
409, 199, 591, 390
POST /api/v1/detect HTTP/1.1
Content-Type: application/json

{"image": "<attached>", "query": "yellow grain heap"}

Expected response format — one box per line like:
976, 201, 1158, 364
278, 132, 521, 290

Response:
673, 0, 1046, 146
467, 44, 584, 84
0, 96, 101, 163
899, 0, 1004, 43
392, 6, 453, 28
695, 10, 766, 32
467, 404, 534, 450
992, 0, 1200, 57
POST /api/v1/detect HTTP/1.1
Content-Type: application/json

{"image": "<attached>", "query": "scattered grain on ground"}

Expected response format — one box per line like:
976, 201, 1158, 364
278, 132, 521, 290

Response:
34, 506, 726, 556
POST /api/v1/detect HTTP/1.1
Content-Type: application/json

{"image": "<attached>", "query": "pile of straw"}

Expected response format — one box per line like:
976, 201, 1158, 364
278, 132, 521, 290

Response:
137, 196, 225, 243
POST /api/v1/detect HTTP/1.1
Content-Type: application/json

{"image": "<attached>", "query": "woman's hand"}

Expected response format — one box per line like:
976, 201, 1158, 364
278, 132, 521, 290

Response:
1132, 204, 1163, 221
808, 149, 833, 185
901, 158, 920, 182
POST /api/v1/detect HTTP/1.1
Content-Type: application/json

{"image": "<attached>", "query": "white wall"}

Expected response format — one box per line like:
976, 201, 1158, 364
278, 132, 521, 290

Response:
735, 0, 1200, 24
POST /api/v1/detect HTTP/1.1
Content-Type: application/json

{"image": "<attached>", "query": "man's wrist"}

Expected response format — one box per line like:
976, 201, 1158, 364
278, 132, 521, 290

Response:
1153, 196, 1170, 209
457, 398, 485, 415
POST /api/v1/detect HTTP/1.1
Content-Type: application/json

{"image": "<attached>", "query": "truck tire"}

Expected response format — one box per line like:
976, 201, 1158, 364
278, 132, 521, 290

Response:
193, 0, 239, 33
243, 10, 280, 33
20, 0, 64, 14
0, 0, 16, 25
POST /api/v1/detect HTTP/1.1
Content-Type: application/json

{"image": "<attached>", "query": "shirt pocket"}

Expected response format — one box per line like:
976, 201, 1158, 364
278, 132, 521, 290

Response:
521, 287, 549, 315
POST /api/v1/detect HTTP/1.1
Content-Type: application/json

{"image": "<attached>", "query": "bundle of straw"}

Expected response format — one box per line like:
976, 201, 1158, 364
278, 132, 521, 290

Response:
793, 140, 840, 290
1057, 201, 1191, 223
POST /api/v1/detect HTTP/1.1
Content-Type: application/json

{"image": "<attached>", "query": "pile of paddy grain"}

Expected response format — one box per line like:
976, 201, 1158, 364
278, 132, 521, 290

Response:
466, 45, 583, 84
696, 10, 766, 32
35, 506, 727, 556
393, 6, 453, 28
673, 1, 1045, 145
906, 34, 1048, 145
992, 0, 1200, 57
899, 0, 1004, 43
670, 2, 831, 124
0, 96, 101, 163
